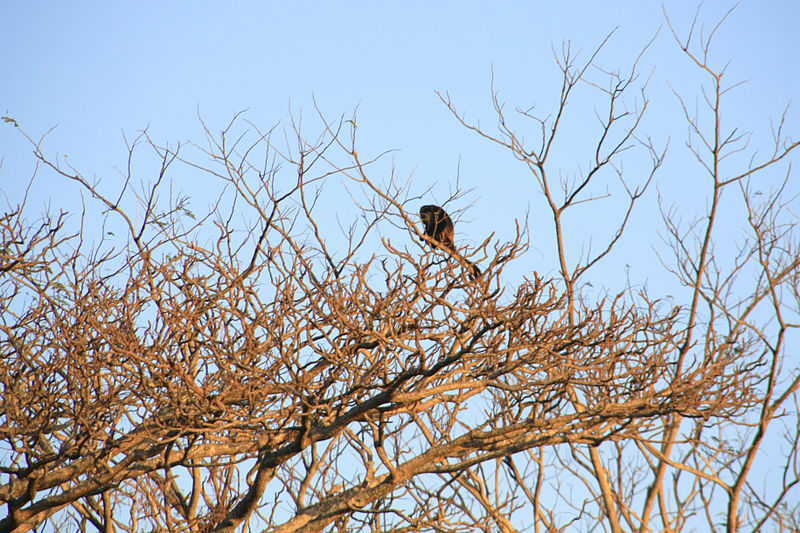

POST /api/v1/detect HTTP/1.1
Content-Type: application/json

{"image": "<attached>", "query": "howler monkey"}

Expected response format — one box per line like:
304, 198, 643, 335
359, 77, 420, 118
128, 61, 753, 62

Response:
419, 204, 481, 279
419, 205, 455, 251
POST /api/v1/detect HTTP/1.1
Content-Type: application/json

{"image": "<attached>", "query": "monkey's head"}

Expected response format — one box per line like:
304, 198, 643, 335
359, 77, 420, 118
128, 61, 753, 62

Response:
419, 205, 454, 250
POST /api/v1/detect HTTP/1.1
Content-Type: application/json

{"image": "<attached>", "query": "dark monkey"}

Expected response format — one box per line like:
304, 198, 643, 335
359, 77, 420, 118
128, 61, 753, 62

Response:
419, 204, 481, 279
419, 205, 455, 251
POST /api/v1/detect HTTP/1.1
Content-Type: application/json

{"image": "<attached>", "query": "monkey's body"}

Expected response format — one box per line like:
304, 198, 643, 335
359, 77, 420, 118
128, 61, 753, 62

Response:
419, 205, 455, 251
418, 204, 481, 279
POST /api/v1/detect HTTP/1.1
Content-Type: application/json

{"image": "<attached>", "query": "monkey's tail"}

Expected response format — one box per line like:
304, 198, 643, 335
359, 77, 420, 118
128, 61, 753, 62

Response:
467, 260, 481, 281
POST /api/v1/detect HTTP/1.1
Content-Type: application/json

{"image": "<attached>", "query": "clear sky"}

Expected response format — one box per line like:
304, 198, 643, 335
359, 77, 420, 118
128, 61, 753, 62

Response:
2, 1, 799, 291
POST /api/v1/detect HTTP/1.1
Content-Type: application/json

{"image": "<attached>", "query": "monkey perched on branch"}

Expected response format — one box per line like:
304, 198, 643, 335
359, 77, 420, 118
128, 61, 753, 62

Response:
419, 205, 455, 251
419, 204, 481, 279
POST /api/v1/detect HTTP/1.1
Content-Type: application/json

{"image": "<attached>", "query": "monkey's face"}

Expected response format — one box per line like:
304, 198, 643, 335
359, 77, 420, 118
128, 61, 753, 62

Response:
419, 208, 433, 229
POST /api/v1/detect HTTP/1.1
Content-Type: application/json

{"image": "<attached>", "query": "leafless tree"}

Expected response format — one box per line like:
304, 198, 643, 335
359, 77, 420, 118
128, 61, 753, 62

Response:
1, 7, 798, 533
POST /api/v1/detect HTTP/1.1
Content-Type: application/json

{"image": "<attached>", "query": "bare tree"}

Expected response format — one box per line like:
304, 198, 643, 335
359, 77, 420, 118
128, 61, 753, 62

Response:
1, 7, 798, 533
439, 7, 800, 533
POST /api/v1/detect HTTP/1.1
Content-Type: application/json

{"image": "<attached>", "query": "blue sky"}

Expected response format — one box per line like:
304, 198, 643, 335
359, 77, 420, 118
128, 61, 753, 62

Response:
2, 1, 799, 292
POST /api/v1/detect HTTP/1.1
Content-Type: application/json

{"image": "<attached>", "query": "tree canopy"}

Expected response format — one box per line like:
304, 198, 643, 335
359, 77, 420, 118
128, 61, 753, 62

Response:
1, 9, 799, 533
